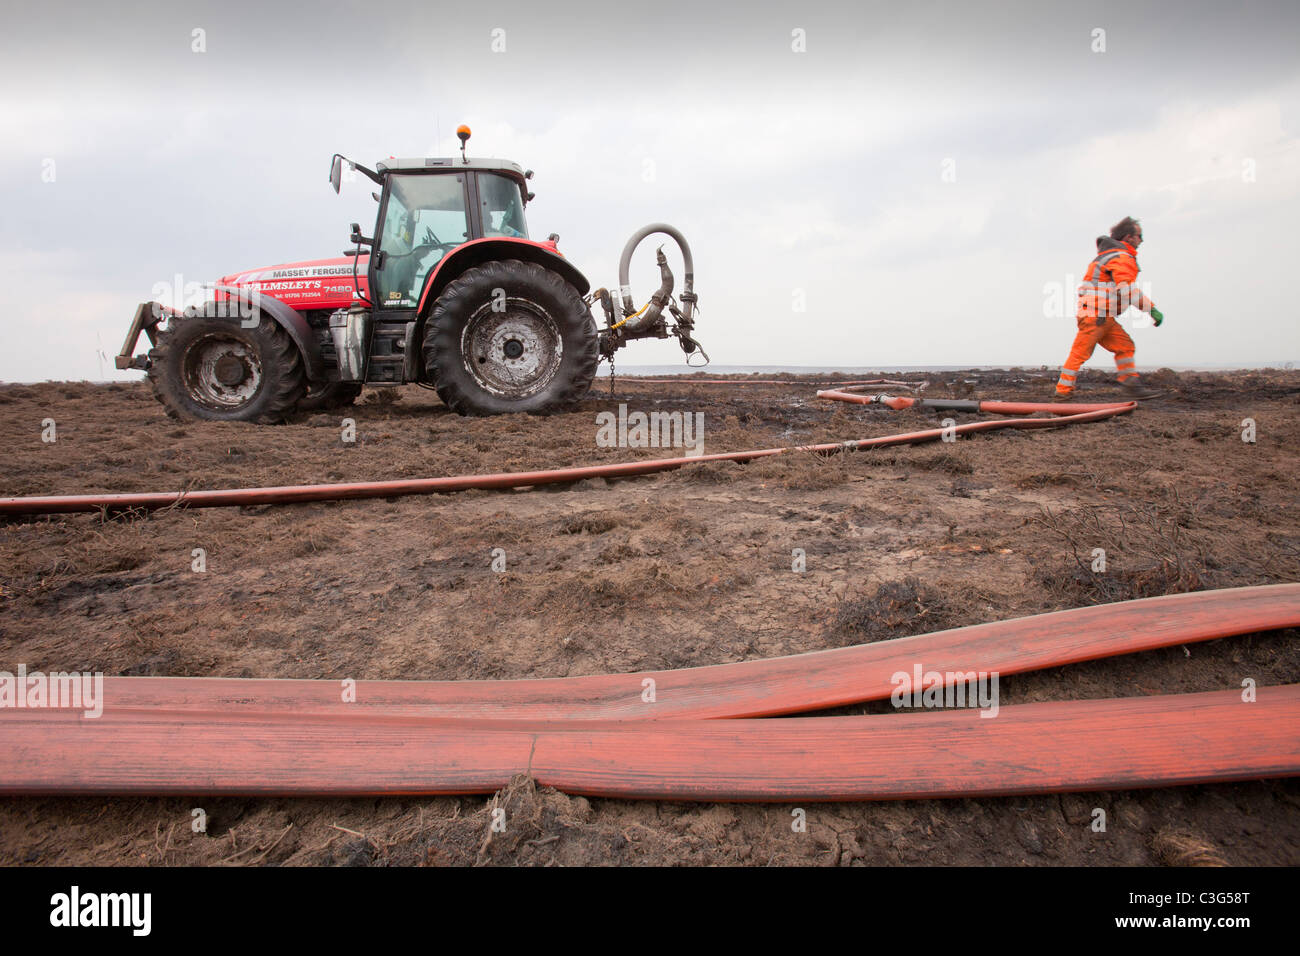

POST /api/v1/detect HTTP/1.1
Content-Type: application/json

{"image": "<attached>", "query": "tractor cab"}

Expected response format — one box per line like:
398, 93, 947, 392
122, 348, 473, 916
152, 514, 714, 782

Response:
329, 129, 536, 312
366, 158, 532, 309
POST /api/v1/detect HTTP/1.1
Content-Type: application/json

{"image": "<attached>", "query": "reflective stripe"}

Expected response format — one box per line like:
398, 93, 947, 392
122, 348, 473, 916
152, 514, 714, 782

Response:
1079, 251, 1134, 316
1083, 251, 1126, 284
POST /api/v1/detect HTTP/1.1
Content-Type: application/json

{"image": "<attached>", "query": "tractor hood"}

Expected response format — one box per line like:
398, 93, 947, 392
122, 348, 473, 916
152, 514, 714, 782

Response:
218, 256, 370, 312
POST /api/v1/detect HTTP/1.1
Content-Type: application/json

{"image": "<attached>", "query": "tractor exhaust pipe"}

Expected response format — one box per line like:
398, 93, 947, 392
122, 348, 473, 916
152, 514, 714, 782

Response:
617, 223, 695, 335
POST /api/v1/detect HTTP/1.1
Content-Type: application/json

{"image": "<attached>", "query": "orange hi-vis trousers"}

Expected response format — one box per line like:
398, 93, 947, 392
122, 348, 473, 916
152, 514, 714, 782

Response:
1056, 316, 1139, 395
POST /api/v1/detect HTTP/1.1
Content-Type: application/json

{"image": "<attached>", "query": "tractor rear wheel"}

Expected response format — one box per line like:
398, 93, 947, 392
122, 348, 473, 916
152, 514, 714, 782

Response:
297, 381, 363, 411
147, 314, 307, 423
423, 259, 598, 415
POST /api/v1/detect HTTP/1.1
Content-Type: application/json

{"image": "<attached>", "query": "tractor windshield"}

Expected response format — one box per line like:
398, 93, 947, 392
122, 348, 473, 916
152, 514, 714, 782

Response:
478, 173, 528, 239
373, 173, 470, 308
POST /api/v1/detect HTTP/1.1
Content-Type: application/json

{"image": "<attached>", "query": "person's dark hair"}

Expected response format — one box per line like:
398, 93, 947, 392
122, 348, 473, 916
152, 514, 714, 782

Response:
1110, 216, 1141, 242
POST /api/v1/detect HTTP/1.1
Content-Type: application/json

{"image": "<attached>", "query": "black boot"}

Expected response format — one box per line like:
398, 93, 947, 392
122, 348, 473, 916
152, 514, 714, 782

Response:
1121, 381, 1163, 400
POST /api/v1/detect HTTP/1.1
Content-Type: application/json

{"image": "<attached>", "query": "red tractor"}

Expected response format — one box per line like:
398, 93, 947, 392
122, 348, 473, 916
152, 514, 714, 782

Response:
117, 127, 703, 420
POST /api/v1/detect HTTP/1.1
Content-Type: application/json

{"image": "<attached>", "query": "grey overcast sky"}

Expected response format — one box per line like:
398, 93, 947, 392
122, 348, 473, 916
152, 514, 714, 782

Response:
1, 0, 1297, 381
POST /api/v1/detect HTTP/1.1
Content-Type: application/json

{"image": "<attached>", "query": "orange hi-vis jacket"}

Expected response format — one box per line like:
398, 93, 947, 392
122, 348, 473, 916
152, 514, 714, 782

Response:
1076, 237, 1152, 324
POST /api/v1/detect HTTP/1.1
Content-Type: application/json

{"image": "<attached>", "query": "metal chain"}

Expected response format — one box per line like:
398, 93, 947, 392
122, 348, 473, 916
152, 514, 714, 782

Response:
608, 350, 616, 396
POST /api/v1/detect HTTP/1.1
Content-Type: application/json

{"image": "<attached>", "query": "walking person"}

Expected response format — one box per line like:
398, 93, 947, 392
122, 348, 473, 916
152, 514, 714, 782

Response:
1055, 216, 1164, 400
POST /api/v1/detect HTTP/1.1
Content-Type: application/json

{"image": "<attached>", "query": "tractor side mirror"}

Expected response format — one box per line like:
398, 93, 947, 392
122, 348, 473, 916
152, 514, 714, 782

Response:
349, 223, 374, 246
329, 155, 343, 194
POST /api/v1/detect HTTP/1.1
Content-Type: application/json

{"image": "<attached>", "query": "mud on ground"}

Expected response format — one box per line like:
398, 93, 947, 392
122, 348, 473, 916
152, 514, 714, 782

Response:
0, 366, 1297, 866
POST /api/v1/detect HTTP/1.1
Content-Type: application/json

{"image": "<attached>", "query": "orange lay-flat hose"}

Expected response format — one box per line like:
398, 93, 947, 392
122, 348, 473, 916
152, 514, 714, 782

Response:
813, 390, 1131, 416
63, 584, 1300, 721
2, 686, 1295, 799
0, 398, 1135, 515
627, 378, 924, 387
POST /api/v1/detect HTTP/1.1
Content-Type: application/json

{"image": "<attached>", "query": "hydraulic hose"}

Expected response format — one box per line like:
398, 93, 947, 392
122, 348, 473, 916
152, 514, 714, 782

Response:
0, 399, 1135, 516
2, 686, 1295, 798
19, 584, 1300, 721
617, 223, 695, 334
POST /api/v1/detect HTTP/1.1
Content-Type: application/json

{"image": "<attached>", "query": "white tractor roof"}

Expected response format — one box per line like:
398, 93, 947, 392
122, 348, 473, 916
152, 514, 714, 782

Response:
375, 157, 528, 182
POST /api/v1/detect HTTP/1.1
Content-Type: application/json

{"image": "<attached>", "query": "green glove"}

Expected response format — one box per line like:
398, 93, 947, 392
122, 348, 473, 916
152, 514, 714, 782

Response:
1150, 307, 1164, 327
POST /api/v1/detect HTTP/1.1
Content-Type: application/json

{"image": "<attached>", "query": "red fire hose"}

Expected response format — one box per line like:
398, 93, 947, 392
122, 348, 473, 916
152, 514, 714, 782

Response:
815, 389, 1128, 417
0, 397, 1134, 516
627, 378, 923, 387
2, 686, 1295, 799
72, 584, 1300, 721
2, 585, 1296, 798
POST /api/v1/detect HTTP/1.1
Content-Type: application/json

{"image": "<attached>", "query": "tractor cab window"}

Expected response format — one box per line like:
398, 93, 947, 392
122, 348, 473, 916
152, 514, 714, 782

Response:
478, 173, 528, 239
373, 173, 469, 308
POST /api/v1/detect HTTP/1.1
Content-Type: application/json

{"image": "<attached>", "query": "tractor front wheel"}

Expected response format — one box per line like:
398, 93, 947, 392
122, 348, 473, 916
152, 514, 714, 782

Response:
423, 260, 598, 415
147, 314, 307, 423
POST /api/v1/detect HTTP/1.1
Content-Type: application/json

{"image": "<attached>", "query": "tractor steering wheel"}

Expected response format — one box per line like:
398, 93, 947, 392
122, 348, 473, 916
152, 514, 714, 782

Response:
408, 240, 459, 260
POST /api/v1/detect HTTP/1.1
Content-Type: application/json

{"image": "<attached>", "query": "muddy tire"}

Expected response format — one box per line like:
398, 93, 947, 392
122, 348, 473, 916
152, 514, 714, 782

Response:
423, 259, 598, 415
297, 381, 363, 411
147, 313, 307, 423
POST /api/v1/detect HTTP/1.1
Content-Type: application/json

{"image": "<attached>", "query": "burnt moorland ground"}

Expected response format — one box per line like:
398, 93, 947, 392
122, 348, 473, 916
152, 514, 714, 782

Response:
0, 366, 1297, 866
